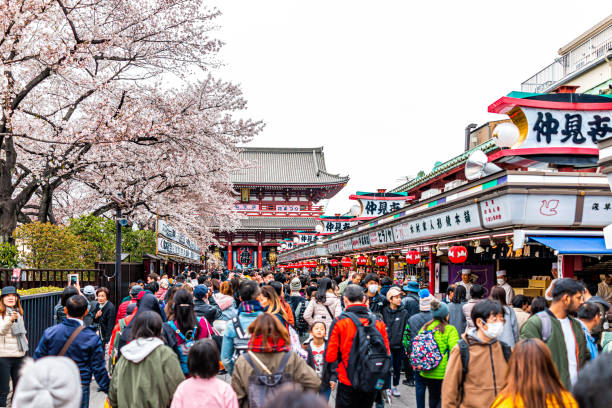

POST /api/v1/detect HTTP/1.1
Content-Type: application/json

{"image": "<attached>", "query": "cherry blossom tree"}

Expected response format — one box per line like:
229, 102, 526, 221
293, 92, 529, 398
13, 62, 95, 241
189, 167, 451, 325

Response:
0, 0, 262, 243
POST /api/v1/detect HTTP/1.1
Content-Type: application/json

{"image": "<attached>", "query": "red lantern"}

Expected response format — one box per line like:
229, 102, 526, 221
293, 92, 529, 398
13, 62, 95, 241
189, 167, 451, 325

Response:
405, 250, 421, 265
375, 255, 388, 267
448, 245, 468, 263
341, 257, 352, 268
356, 256, 367, 266
329, 259, 339, 267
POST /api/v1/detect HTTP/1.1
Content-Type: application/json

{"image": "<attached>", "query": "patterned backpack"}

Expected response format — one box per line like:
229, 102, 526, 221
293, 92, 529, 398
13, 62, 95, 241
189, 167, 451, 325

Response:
410, 326, 444, 371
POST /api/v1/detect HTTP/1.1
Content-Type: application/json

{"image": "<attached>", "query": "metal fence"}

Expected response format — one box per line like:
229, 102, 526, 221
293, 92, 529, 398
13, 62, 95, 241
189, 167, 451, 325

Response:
21, 291, 61, 356
0, 269, 99, 289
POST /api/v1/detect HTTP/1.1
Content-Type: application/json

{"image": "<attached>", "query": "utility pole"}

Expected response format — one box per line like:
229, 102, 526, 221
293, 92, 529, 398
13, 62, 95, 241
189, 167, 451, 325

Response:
115, 205, 122, 304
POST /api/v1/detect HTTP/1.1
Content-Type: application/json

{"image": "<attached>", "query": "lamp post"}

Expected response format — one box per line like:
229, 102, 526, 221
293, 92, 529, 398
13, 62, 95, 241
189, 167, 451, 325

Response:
111, 194, 126, 304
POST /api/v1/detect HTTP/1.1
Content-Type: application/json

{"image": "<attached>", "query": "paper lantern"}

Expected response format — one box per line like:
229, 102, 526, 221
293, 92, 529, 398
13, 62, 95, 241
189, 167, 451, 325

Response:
375, 255, 388, 267
356, 256, 368, 266
341, 257, 352, 268
448, 245, 468, 263
329, 259, 339, 267
405, 250, 421, 265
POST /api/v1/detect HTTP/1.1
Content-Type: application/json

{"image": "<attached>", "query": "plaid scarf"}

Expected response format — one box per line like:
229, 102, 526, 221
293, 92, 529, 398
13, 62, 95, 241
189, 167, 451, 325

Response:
238, 300, 263, 314
248, 334, 290, 353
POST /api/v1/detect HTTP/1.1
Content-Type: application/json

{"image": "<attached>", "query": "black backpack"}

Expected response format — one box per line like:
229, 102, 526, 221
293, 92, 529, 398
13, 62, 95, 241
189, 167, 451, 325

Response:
457, 339, 512, 401
294, 298, 309, 334
343, 311, 391, 392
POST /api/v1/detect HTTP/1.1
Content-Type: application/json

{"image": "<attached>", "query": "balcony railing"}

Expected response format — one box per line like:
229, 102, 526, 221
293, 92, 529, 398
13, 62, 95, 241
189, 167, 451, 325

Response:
521, 25, 612, 93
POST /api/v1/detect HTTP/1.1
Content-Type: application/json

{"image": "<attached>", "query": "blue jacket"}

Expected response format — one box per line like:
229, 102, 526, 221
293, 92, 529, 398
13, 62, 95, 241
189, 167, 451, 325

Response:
34, 319, 110, 391
579, 320, 598, 361
220, 310, 262, 374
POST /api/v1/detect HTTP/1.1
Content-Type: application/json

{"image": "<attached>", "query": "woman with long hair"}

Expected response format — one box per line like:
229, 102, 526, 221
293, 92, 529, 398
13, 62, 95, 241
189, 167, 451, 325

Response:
491, 339, 578, 408
303, 278, 342, 332
448, 284, 467, 334
164, 286, 181, 321
0, 286, 28, 407
231, 313, 320, 408
162, 289, 215, 375
260, 286, 289, 327
490, 286, 519, 346
109, 311, 184, 407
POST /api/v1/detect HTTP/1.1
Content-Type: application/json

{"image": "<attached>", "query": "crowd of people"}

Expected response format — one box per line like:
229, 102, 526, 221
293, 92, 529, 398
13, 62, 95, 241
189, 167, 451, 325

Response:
0, 268, 611, 408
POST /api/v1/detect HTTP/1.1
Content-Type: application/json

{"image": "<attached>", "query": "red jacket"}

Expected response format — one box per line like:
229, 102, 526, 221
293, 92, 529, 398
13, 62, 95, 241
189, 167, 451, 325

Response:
115, 299, 137, 324
325, 304, 390, 386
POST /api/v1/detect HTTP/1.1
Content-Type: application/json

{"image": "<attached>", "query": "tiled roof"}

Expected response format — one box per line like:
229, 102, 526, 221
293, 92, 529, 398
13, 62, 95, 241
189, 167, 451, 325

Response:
232, 147, 349, 186
390, 139, 498, 193
238, 217, 317, 230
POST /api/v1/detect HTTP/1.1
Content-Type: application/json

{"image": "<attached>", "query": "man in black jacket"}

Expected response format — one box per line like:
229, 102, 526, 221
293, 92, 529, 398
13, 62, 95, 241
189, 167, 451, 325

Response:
400, 280, 420, 386
363, 273, 388, 316
193, 285, 221, 323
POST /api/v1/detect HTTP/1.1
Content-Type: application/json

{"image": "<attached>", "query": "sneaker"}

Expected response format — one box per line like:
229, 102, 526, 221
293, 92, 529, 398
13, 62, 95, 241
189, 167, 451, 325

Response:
402, 378, 415, 387
392, 386, 401, 397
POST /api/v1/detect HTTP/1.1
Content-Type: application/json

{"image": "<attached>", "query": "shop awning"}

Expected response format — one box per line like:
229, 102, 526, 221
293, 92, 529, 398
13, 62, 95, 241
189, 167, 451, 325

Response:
529, 236, 612, 255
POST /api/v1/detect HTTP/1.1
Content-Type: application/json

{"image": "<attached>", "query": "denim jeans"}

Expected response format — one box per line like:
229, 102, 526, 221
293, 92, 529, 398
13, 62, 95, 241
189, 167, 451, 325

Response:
81, 384, 90, 408
415, 374, 442, 408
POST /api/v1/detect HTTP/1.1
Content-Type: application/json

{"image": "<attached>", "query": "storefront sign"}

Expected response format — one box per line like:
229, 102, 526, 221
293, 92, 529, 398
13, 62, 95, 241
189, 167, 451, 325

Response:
327, 242, 340, 254
296, 233, 316, 244
233, 203, 259, 211
275, 205, 301, 212
361, 199, 405, 217
157, 237, 200, 261
322, 220, 356, 233
339, 239, 353, 253
352, 234, 370, 250
581, 196, 612, 226
392, 204, 480, 243
369, 228, 394, 247
480, 197, 510, 227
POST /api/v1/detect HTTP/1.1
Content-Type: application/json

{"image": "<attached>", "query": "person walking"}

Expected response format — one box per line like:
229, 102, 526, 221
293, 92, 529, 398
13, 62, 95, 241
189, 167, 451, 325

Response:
325, 284, 390, 408
576, 302, 599, 361
193, 285, 222, 324
0, 286, 28, 408
115, 285, 142, 324
408, 289, 434, 340
401, 280, 421, 386
447, 285, 467, 335
520, 278, 589, 388
362, 274, 388, 316
34, 295, 109, 408
491, 339, 578, 408
260, 286, 289, 327
162, 290, 215, 375
381, 286, 409, 398
231, 313, 320, 408
54, 286, 79, 325
414, 300, 459, 408
462, 284, 486, 329
304, 278, 342, 332
171, 339, 239, 408
93, 287, 115, 349
441, 299, 510, 408
221, 281, 264, 375
305, 321, 337, 401
490, 287, 519, 347
511, 295, 531, 331
108, 311, 184, 408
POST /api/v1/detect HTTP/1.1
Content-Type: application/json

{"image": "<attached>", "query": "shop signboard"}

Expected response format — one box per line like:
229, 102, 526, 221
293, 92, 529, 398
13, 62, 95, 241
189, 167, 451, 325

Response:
360, 199, 405, 217
296, 233, 316, 244
157, 220, 200, 253
352, 234, 370, 250
480, 196, 511, 227
523, 194, 577, 225
157, 237, 200, 261
157, 220, 200, 261
338, 239, 353, 253
233, 203, 259, 211
581, 196, 612, 226
369, 228, 394, 247
322, 220, 357, 234
392, 204, 480, 243
327, 242, 340, 254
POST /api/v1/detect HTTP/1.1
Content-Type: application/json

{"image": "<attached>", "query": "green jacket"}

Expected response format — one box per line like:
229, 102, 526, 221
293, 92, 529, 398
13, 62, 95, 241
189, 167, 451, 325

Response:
418, 320, 459, 380
519, 311, 589, 389
108, 339, 185, 408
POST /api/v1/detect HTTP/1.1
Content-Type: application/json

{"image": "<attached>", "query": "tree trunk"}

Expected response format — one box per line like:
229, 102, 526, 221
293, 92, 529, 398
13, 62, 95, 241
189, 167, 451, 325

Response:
0, 200, 18, 243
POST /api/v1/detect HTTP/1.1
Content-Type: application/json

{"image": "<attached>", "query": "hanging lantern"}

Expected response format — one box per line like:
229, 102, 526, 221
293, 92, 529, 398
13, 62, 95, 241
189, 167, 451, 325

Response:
448, 245, 468, 263
356, 256, 368, 266
405, 250, 421, 265
341, 257, 352, 268
329, 259, 339, 267
375, 255, 388, 267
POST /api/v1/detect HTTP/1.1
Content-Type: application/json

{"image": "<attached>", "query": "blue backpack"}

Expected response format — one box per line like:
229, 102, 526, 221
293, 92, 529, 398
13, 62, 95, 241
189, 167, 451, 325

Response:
410, 326, 444, 371
168, 318, 200, 374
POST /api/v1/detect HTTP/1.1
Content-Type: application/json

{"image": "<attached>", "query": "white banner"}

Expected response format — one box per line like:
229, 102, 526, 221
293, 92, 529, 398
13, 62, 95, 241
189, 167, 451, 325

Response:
157, 220, 200, 253
157, 238, 200, 261
361, 199, 405, 217
322, 220, 357, 234
393, 204, 480, 243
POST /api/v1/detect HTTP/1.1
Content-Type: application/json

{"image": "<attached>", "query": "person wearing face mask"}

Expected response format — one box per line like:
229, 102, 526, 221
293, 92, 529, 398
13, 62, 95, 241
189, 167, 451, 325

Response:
362, 274, 388, 316
495, 270, 515, 305
441, 299, 511, 408
520, 278, 589, 389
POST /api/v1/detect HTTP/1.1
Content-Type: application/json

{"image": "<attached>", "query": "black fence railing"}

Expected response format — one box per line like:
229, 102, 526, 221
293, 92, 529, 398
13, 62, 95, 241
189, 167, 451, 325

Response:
21, 291, 61, 356
0, 269, 99, 289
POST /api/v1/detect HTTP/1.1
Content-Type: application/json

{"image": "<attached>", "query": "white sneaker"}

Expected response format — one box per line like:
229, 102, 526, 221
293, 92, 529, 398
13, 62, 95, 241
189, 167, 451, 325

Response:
392, 386, 401, 397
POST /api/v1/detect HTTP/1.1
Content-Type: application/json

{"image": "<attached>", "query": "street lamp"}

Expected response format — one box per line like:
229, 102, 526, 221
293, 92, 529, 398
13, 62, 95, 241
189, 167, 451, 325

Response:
315, 223, 324, 233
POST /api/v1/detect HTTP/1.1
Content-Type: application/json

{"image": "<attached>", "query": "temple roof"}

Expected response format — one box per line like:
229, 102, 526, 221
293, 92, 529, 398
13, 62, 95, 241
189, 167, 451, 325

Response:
237, 217, 317, 230
232, 147, 349, 187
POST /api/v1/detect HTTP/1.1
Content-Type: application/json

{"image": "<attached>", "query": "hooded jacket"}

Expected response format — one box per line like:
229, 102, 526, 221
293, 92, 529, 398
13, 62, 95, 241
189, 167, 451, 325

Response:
441, 329, 509, 408
304, 292, 342, 332
117, 294, 163, 355
108, 338, 184, 408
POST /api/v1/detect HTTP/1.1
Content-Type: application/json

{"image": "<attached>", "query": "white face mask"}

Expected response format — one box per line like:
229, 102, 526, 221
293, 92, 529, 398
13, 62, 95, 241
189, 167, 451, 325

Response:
368, 284, 379, 294
481, 321, 504, 339
497, 278, 505, 286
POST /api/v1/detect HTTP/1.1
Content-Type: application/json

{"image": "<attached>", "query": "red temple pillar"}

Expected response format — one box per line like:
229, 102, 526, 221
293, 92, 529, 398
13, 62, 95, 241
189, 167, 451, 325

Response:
429, 246, 436, 294
257, 242, 263, 269
227, 242, 233, 270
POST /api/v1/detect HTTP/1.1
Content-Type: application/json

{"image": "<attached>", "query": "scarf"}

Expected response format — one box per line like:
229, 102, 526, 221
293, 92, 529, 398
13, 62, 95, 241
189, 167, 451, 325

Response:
7, 308, 28, 353
238, 300, 263, 314
248, 334, 290, 353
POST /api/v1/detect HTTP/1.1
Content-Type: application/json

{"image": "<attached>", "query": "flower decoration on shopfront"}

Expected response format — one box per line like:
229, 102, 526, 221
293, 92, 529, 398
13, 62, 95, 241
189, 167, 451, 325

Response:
448, 245, 468, 263
375, 255, 388, 267
329, 259, 339, 267
341, 257, 352, 268
356, 255, 368, 266
405, 250, 421, 265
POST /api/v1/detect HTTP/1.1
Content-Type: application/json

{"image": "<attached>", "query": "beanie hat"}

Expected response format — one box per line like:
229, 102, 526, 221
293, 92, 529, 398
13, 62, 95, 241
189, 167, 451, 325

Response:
418, 289, 433, 311
193, 285, 208, 300
431, 299, 449, 320
130, 285, 143, 296
13, 356, 81, 408
290, 277, 302, 292
82, 285, 95, 296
